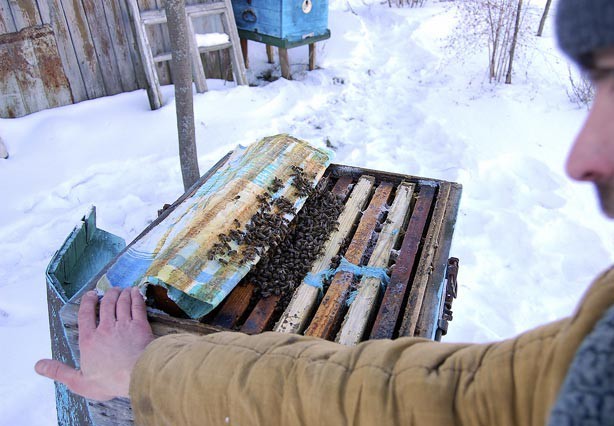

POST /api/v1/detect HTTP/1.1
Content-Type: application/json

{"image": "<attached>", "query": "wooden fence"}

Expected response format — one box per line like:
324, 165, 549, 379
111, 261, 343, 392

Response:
0, 0, 232, 118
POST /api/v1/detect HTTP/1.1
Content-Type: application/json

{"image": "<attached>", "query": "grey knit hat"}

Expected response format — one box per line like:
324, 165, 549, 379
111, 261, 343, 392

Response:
556, 0, 614, 67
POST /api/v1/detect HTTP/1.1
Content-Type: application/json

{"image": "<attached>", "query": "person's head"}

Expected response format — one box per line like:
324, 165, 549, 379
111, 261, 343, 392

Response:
556, 0, 614, 218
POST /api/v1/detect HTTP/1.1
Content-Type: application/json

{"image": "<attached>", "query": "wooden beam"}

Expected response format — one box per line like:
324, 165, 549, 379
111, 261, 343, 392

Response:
337, 182, 414, 345
304, 182, 394, 340
274, 175, 373, 334
211, 282, 255, 329
369, 184, 436, 340
399, 183, 452, 337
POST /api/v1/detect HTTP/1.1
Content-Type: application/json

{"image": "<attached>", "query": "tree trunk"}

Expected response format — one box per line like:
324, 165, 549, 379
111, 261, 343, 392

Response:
536, 0, 552, 37
505, 0, 522, 84
165, 0, 200, 191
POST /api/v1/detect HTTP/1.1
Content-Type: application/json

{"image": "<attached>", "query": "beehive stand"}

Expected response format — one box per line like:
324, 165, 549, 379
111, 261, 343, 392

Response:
128, 0, 247, 109
52, 159, 461, 425
239, 30, 330, 80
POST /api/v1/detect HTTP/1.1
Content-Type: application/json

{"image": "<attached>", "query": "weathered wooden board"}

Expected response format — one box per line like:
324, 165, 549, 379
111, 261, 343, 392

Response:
337, 182, 414, 346
58, 0, 106, 99
274, 175, 372, 334
43, 0, 88, 103
304, 182, 393, 340
0, 25, 72, 116
399, 183, 451, 337
0, 0, 16, 33
415, 184, 461, 339
80, 0, 123, 95
101, 0, 139, 92
30, 25, 73, 108
7, 0, 41, 30
369, 184, 436, 340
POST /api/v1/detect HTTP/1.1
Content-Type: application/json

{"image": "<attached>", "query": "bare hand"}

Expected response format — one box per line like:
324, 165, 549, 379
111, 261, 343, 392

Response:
35, 287, 155, 401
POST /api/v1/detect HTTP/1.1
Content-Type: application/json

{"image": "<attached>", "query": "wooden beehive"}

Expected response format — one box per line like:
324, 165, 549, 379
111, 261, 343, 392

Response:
55, 160, 461, 425
231, 0, 329, 45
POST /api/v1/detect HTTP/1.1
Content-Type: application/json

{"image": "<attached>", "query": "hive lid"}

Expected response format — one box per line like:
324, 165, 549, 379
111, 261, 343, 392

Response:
95, 134, 332, 318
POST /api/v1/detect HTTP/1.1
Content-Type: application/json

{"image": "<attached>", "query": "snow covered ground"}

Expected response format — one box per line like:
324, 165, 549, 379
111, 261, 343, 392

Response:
1, 0, 613, 424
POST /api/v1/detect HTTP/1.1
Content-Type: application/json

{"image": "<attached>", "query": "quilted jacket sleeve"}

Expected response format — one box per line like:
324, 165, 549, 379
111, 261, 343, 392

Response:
129, 267, 614, 426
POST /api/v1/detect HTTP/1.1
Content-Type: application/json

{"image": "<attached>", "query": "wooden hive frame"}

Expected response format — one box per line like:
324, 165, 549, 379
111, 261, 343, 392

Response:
59, 160, 461, 424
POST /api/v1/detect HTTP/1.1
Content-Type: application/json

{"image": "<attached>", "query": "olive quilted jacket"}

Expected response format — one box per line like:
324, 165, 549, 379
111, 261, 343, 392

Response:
129, 267, 614, 426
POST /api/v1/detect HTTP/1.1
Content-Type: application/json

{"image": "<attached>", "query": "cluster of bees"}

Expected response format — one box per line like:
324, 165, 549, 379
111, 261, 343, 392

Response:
246, 182, 344, 303
206, 168, 316, 267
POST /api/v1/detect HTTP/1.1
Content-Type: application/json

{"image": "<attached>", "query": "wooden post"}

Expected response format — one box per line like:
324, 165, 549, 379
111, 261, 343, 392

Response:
240, 38, 249, 68
165, 0, 200, 191
266, 44, 274, 64
279, 47, 291, 80
308, 43, 316, 71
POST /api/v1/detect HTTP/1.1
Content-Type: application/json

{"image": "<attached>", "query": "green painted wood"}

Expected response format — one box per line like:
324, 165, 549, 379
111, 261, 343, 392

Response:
46, 207, 126, 425
237, 28, 329, 49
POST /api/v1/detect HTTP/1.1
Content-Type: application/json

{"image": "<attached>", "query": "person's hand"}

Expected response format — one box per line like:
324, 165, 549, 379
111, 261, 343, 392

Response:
35, 287, 155, 401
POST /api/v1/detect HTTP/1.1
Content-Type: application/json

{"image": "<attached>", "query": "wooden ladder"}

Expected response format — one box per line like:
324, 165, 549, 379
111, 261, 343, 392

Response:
128, 0, 248, 110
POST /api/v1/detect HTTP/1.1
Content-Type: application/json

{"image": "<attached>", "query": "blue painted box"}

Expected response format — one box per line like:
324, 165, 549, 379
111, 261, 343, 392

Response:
231, 0, 329, 45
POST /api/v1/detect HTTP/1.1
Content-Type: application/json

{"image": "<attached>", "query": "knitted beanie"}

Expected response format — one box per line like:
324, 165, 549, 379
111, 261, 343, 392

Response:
556, 0, 614, 66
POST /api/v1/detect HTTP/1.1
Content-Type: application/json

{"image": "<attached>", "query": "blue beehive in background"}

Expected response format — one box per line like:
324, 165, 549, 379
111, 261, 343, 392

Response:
232, 0, 330, 47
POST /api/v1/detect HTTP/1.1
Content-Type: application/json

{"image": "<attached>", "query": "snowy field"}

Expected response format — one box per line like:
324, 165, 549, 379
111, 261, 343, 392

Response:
2, 0, 614, 424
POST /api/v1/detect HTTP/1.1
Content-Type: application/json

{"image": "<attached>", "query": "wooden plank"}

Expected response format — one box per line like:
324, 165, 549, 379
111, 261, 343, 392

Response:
304, 182, 394, 340
102, 0, 139, 92
57, 0, 106, 99
42, 0, 88, 102
30, 24, 73, 108
414, 183, 461, 339
240, 294, 280, 334
81, 0, 123, 95
337, 182, 415, 346
274, 175, 369, 334
7, 0, 41, 30
410, 183, 460, 339
370, 184, 436, 340
211, 282, 255, 328
0, 0, 17, 33
116, 0, 147, 89
399, 183, 451, 337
